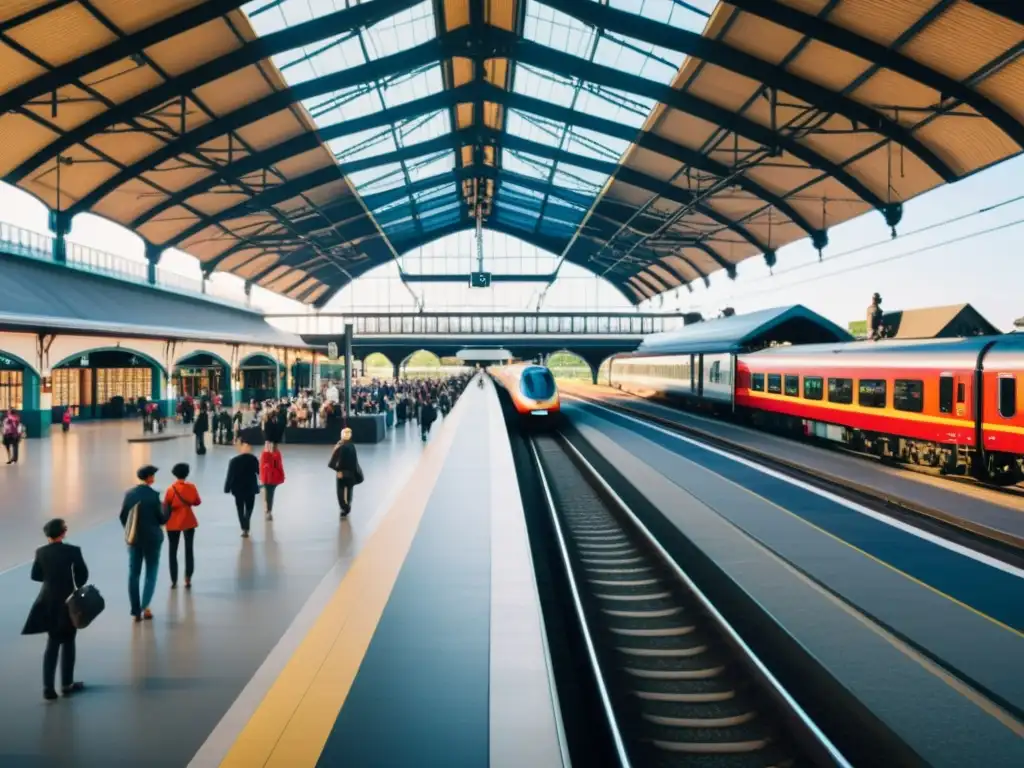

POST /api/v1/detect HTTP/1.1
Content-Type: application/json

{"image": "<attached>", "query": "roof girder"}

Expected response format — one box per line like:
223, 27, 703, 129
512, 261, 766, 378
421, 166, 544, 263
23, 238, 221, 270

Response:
0, 0, 250, 118
725, 0, 1024, 151
163, 124, 771, 255
544, 0, 956, 183
7, 0, 436, 184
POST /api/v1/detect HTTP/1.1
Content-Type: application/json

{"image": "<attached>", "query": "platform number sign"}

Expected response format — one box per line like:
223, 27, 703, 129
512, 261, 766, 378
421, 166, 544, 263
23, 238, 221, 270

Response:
327, 342, 339, 360
470, 271, 491, 288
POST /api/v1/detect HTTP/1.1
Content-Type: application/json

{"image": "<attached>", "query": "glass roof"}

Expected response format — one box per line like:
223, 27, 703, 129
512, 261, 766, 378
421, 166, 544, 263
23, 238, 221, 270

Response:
242, 0, 714, 273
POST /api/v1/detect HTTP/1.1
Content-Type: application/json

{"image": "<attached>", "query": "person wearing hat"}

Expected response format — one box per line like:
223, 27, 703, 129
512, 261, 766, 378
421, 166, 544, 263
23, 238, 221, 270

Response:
119, 464, 168, 622
22, 518, 89, 700
163, 463, 201, 589
328, 428, 359, 518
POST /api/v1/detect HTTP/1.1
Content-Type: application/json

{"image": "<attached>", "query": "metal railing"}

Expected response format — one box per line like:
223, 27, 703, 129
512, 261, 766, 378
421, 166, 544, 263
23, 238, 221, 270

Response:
266, 311, 685, 336
0, 220, 242, 307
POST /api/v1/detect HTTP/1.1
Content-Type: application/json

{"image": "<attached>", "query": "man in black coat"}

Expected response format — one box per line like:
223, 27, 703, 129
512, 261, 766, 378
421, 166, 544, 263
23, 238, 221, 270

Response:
120, 465, 167, 621
23, 518, 88, 700
329, 428, 359, 518
224, 441, 260, 537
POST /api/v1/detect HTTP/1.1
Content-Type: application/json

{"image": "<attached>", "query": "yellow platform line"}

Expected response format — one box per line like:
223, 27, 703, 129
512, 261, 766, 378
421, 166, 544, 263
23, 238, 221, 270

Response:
220, 397, 471, 768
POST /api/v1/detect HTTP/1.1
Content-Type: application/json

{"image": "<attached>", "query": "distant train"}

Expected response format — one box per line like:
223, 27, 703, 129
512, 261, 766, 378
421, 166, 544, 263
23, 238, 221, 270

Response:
603, 335, 1024, 485
491, 363, 561, 422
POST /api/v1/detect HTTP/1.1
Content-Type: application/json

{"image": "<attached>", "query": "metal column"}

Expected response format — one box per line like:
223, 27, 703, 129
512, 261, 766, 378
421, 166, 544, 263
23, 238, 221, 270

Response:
343, 323, 353, 422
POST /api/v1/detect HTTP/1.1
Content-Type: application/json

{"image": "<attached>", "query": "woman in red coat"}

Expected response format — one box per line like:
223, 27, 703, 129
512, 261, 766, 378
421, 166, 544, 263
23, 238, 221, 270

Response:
260, 442, 285, 521
164, 463, 201, 589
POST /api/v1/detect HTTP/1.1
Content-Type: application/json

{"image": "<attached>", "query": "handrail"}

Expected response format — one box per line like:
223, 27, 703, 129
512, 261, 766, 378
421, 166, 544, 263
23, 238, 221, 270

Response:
0, 220, 249, 309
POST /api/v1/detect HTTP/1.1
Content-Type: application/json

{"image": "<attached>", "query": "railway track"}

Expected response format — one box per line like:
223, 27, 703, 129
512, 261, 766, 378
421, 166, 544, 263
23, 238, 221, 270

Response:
530, 432, 851, 768
563, 390, 1024, 560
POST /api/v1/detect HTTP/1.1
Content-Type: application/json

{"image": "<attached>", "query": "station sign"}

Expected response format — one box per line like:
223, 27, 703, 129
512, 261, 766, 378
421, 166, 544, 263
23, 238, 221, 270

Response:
327, 342, 339, 360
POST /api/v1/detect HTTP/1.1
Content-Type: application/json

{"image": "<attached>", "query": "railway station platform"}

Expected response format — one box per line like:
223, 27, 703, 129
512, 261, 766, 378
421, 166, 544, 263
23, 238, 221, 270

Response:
0, 378, 564, 767
560, 380, 1024, 548
560, 396, 1024, 766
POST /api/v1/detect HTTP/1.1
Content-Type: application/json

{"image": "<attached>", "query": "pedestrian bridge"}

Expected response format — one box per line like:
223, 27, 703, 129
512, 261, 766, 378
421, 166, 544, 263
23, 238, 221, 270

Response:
266, 311, 684, 377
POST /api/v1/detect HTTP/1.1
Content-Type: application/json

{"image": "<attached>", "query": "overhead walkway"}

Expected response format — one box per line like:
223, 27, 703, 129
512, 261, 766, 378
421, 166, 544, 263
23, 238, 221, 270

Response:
0, 379, 564, 768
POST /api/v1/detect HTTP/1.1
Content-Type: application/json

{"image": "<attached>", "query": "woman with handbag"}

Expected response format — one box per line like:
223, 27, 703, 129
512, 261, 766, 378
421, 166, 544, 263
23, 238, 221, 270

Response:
22, 518, 89, 700
328, 427, 362, 519
163, 463, 201, 589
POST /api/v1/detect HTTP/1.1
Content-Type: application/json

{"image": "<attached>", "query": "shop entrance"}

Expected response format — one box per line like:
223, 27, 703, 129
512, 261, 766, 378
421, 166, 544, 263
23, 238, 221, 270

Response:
174, 352, 229, 403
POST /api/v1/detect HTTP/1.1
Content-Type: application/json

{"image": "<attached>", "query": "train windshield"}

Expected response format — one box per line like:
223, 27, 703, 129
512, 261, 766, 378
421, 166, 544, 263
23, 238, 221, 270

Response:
521, 367, 556, 401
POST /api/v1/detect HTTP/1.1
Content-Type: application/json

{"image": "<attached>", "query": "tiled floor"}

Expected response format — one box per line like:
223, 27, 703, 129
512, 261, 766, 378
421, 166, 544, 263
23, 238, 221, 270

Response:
0, 418, 428, 768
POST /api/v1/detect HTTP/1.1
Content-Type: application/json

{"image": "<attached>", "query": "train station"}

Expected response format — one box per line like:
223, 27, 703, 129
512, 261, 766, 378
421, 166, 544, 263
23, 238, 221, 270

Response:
1, 1, 1023, 766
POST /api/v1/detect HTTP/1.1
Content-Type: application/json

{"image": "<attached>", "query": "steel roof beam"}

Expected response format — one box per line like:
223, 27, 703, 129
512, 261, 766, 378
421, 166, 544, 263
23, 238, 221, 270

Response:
543, 0, 956, 182
727, 0, 1024, 150
0, 0, 250, 117
123, 85, 475, 226
496, 85, 819, 239
510, 37, 889, 216
7, 0, 441, 183
967, 1, 1024, 26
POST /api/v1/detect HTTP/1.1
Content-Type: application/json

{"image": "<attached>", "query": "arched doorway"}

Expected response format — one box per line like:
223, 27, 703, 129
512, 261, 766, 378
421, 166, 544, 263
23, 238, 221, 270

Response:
0, 350, 45, 436
545, 350, 593, 381
239, 353, 282, 402
363, 352, 394, 380
174, 351, 230, 403
400, 350, 442, 380
51, 347, 165, 420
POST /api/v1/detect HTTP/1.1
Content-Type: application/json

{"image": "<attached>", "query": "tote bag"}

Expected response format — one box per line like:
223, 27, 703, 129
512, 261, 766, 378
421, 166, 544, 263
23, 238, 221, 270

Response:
124, 502, 140, 545
66, 565, 105, 630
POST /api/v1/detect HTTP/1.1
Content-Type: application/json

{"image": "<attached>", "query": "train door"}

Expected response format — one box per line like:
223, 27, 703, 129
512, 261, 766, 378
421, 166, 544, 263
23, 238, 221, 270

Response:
939, 374, 954, 416
954, 373, 970, 419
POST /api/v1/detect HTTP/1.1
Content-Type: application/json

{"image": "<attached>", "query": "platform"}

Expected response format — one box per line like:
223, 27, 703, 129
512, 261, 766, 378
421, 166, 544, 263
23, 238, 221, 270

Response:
560, 381, 1024, 546
0, 380, 564, 767
562, 399, 1024, 766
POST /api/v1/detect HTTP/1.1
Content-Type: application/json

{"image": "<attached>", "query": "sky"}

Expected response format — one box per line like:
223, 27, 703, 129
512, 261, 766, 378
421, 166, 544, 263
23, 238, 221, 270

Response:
1, 0, 1021, 329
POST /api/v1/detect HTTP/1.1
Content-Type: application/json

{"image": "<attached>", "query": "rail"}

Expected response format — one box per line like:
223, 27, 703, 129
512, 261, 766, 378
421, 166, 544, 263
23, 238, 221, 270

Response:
265, 311, 685, 337
529, 431, 851, 767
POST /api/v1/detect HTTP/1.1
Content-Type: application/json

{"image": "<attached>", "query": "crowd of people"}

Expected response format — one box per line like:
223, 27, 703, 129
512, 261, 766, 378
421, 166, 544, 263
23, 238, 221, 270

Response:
20, 372, 473, 701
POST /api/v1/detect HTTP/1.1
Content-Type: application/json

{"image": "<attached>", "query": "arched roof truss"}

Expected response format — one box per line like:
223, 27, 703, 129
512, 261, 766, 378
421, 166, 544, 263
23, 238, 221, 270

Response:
1, 0, 1022, 307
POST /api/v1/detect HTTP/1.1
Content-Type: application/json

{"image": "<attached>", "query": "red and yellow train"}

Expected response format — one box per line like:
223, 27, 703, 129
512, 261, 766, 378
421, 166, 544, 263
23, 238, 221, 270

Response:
604, 335, 1024, 484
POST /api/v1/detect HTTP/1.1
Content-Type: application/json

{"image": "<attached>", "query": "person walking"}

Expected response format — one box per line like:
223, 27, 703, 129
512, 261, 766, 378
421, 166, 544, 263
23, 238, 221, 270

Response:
193, 403, 209, 455
61, 408, 72, 433
22, 518, 89, 700
163, 463, 200, 589
420, 399, 437, 442
328, 428, 360, 518
3, 408, 22, 464
120, 465, 168, 623
225, 441, 260, 538
259, 442, 285, 522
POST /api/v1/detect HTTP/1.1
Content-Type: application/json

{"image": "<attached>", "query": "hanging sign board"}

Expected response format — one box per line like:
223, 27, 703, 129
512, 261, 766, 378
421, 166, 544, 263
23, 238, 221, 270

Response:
327, 342, 339, 360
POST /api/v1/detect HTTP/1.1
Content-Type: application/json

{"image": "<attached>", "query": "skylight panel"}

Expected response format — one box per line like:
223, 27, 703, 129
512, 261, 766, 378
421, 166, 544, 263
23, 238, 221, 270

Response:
332, 126, 398, 163
506, 110, 562, 147
348, 162, 405, 192
413, 183, 458, 205
607, 0, 715, 31
378, 65, 444, 109
564, 127, 627, 162
525, 2, 597, 60
400, 110, 450, 144
512, 66, 577, 108
552, 163, 606, 192
593, 35, 681, 84
363, 0, 436, 60
407, 152, 455, 183
503, 151, 551, 181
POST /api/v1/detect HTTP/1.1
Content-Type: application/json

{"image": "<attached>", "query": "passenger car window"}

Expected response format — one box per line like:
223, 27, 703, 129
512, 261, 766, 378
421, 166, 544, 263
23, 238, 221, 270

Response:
784, 375, 799, 397
828, 378, 853, 405
893, 379, 924, 413
939, 375, 954, 414
858, 379, 886, 408
998, 376, 1017, 419
751, 373, 764, 392
767, 374, 782, 394
803, 376, 823, 401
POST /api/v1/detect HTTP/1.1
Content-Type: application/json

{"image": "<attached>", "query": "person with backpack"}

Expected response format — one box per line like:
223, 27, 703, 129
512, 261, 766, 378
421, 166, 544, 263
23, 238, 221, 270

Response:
259, 442, 285, 522
224, 441, 260, 538
328, 428, 361, 518
119, 465, 168, 623
22, 518, 90, 700
163, 463, 201, 589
